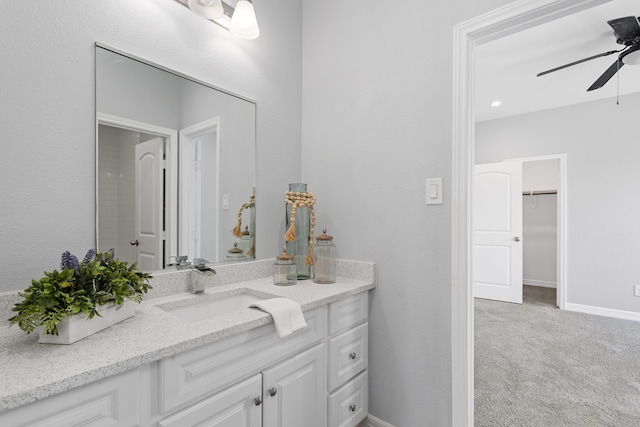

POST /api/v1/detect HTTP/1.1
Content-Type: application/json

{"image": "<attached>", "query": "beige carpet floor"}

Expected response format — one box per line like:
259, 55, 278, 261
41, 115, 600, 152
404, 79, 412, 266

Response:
475, 286, 640, 426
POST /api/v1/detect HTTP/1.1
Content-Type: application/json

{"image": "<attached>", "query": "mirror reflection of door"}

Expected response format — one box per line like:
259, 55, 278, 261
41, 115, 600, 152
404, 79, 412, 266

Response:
134, 137, 165, 271
97, 124, 166, 270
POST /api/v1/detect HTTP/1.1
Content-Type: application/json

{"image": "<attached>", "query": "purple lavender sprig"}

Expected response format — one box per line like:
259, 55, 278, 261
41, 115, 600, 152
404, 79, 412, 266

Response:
60, 251, 80, 272
82, 249, 96, 266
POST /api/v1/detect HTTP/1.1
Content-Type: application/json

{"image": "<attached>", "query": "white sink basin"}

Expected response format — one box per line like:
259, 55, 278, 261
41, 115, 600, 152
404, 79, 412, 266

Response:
162, 292, 267, 322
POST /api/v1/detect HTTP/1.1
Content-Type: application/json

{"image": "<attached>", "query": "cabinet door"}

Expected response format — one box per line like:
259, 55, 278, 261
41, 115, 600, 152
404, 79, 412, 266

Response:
158, 374, 262, 427
0, 369, 140, 427
262, 344, 326, 427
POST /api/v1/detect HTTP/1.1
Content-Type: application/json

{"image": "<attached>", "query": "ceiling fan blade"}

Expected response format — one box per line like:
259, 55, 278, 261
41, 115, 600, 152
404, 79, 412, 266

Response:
608, 16, 640, 45
586, 58, 624, 91
537, 50, 620, 77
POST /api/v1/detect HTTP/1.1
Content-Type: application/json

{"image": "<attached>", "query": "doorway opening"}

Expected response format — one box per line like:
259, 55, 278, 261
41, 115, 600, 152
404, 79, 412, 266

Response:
96, 113, 178, 269
472, 155, 567, 308
451, 0, 610, 424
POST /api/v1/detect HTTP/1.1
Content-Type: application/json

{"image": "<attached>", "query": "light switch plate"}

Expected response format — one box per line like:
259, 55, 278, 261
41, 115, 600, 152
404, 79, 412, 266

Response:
426, 178, 443, 205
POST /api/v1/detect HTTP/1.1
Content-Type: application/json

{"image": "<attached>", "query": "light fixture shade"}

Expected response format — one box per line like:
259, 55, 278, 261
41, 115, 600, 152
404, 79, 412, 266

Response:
622, 48, 640, 66
230, 0, 260, 40
188, 0, 224, 20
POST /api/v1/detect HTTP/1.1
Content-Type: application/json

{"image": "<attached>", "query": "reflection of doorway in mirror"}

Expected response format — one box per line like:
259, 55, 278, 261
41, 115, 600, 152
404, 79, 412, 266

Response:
96, 113, 179, 271
179, 117, 221, 263
97, 125, 165, 270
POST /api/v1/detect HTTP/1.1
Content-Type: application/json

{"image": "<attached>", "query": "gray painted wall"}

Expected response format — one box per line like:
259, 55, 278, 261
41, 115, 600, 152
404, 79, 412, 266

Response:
301, 0, 513, 425
477, 92, 640, 314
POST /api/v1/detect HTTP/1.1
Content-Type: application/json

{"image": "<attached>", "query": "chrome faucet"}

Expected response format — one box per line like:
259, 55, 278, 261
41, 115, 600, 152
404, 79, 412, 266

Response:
168, 255, 192, 270
191, 258, 216, 294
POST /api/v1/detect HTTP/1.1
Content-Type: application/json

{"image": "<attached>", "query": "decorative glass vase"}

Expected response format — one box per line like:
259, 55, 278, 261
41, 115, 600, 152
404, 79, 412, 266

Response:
286, 183, 311, 279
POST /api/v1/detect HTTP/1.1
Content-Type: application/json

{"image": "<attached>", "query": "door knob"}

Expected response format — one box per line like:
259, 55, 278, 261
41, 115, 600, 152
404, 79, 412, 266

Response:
513, 236, 520, 242
130, 240, 139, 246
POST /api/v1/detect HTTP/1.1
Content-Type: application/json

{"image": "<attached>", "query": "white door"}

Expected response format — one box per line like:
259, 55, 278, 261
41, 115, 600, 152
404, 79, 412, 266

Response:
158, 374, 262, 427
473, 161, 523, 304
134, 137, 164, 271
262, 344, 326, 427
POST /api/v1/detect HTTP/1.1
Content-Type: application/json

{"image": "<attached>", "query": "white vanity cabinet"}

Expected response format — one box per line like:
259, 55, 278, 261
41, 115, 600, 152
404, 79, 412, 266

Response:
262, 343, 326, 427
157, 343, 326, 427
0, 368, 143, 427
327, 293, 369, 427
158, 373, 263, 427
0, 291, 370, 427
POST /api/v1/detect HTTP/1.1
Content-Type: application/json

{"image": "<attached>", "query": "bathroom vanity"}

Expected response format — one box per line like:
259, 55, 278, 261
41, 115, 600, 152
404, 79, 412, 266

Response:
0, 259, 375, 427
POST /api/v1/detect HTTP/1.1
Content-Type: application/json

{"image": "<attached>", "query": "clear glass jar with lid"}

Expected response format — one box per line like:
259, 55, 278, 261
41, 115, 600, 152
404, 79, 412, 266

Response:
273, 247, 297, 286
313, 228, 336, 284
225, 242, 246, 262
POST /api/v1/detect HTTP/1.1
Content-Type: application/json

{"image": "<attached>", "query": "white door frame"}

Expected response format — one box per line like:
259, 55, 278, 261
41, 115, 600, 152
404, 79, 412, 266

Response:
179, 117, 222, 262
504, 154, 567, 310
451, 0, 610, 424
96, 112, 179, 268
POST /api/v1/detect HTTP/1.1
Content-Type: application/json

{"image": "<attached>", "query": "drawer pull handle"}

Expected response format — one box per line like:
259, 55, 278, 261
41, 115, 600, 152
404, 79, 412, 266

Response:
349, 352, 357, 360
269, 387, 278, 397
349, 404, 357, 412
254, 396, 263, 406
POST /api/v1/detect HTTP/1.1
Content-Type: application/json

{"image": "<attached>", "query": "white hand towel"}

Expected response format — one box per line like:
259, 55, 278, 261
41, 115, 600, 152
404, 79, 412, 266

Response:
250, 298, 307, 338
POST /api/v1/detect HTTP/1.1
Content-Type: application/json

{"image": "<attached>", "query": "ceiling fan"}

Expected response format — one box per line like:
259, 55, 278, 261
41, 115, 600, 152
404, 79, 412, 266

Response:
537, 16, 640, 91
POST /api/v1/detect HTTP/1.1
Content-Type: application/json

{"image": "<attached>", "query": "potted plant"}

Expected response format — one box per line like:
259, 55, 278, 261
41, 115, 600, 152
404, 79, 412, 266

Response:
9, 249, 152, 344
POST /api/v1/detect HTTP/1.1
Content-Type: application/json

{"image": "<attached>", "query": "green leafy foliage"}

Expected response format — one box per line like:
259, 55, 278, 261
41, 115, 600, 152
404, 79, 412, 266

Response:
9, 250, 153, 336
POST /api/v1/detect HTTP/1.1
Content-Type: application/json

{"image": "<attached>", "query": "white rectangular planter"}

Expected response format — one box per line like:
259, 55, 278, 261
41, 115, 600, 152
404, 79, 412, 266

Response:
38, 301, 135, 344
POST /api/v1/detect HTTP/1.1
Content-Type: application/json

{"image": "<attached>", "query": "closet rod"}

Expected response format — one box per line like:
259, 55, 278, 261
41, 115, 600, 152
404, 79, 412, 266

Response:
523, 191, 557, 195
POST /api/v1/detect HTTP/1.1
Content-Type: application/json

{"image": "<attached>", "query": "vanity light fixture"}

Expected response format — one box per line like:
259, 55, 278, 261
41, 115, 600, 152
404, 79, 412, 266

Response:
229, 0, 260, 40
177, 0, 260, 40
187, 0, 223, 20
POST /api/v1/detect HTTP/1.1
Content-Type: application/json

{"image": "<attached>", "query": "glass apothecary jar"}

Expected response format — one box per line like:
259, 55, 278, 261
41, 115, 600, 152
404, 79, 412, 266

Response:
313, 228, 336, 284
225, 243, 246, 262
273, 248, 297, 286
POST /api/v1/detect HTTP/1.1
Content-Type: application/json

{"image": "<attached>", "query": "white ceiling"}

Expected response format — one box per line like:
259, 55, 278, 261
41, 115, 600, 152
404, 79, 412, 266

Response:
475, 0, 640, 122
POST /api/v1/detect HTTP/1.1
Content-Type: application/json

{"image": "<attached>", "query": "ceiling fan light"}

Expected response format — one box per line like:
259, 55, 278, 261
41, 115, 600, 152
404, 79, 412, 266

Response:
187, 0, 224, 20
230, 0, 260, 40
621, 48, 640, 65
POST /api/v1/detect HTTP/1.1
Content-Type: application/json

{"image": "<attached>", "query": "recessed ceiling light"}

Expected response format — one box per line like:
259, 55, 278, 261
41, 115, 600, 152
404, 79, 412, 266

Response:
491, 100, 501, 107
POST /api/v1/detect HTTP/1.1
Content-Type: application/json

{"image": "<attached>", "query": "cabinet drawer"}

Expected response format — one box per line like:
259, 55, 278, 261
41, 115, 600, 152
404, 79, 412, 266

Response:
159, 305, 326, 414
329, 292, 368, 336
328, 322, 368, 391
158, 374, 262, 427
0, 368, 141, 427
328, 370, 368, 427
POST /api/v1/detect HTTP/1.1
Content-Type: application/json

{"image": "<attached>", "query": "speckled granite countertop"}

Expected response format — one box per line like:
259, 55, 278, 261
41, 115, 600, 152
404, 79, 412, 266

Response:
0, 259, 375, 412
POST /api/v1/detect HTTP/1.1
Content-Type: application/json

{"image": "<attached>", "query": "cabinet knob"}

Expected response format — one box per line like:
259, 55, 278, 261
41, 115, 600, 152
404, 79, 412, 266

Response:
349, 404, 357, 412
254, 396, 262, 406
269, 387, 278, 397
349, 352, 357, 360
130, 240, 139, 246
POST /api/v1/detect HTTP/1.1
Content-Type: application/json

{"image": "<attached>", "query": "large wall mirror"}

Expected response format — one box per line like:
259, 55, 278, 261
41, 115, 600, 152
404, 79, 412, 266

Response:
96, 45, 256, 271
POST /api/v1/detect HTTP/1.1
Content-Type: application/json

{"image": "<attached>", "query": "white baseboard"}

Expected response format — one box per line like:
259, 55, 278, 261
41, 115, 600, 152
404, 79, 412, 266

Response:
523, 279, 556, 288
360, 414, 395, 427
565, 302, 640, 322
